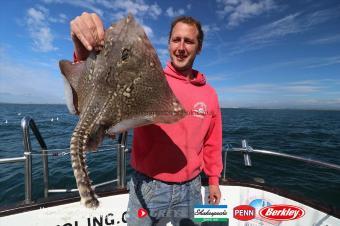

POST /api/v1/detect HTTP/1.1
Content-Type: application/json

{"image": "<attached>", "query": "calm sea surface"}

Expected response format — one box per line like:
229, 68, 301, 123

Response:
0, 103, 339, 208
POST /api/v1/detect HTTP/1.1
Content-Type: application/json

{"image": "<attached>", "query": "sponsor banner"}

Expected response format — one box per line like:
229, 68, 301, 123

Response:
243, 198, 280, 226
194, 204, 228, 222
233, 205, 255, 221
233, 201, 305, 224
259, 205, 305, 221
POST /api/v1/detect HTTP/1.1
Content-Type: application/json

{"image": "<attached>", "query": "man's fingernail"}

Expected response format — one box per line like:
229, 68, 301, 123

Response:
88, 45, 93, 51
101, 40, 104, 45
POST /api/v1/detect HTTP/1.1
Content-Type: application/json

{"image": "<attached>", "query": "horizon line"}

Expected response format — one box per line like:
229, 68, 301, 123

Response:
0, 102, 339, 111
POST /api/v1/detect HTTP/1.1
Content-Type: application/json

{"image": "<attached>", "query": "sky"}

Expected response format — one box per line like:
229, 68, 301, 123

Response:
0, 0, 339, 110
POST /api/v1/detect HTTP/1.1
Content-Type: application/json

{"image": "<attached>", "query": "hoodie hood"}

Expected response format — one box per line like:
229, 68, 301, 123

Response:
164, 61, 206, 86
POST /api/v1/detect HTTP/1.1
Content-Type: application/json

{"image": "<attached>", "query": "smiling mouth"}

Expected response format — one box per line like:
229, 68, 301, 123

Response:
176, 55, 187, 61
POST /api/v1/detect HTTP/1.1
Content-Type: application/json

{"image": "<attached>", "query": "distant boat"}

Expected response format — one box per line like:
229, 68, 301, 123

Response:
51, 118, 54, 122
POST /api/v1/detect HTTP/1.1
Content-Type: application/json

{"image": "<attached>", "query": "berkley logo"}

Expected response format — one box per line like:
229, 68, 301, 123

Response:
259, 205, 305, 221
233, 205, 255, 221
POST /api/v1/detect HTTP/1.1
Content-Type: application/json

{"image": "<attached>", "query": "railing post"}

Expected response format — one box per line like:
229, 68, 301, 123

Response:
42, 147, 49, 198
223, 144, 232, 179
242, 140, 252, 167
21, 116, 49, 203
22, 117, 33, 204
117, 132, 128, 188
30, 121, 49, 198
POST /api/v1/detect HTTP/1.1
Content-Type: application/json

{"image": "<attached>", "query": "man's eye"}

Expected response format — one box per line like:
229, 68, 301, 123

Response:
184, 39, 195, 44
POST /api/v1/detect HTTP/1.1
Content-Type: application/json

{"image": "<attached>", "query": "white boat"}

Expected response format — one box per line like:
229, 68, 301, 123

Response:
0, 116, 339, 226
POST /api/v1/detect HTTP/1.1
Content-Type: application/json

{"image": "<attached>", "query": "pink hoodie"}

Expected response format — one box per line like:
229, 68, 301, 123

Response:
131, 62, 222, 185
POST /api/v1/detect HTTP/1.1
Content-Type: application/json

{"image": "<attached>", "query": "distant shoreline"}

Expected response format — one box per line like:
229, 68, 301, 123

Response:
1, 102, 339, 111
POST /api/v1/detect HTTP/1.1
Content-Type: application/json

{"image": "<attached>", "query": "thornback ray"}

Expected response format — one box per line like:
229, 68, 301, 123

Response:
59, 14, 186, 208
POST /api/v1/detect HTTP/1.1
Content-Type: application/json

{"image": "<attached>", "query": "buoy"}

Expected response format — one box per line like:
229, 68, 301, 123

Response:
51, 118, 54, 122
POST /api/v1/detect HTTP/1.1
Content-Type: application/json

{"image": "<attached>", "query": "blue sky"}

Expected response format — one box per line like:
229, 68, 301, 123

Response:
0, 0, 339, 109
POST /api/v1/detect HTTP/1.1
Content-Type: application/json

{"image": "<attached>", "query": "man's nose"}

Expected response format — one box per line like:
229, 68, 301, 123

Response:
179, 40, 185, 50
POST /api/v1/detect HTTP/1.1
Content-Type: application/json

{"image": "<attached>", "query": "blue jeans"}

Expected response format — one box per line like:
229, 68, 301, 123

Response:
126, 171, 202, 226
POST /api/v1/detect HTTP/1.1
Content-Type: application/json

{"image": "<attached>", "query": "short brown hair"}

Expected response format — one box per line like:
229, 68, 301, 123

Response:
168, 16, 204, 51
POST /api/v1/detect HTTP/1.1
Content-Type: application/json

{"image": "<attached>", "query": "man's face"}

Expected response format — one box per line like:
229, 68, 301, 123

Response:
168, 22, 201, 72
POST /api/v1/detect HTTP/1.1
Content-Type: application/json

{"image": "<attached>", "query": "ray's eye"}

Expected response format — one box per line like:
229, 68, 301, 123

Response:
121, 48, 130, 61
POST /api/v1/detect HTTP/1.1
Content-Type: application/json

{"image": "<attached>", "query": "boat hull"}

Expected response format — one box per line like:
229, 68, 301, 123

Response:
1, 185, 339, 226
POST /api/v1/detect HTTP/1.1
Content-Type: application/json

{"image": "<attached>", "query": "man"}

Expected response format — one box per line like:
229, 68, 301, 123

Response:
70, 12, 222, 226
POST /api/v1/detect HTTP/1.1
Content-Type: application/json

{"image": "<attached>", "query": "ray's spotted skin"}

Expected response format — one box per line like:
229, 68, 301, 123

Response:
59, 14, 186, 208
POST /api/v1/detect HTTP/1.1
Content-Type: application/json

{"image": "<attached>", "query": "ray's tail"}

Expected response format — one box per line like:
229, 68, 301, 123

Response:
70, 114, 99, 208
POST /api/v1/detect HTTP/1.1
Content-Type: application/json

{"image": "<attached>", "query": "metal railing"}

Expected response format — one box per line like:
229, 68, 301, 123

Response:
0, 116, 48, 204
1, 116, 339, 205
222, 139, 340, 179
117, 132, 128, 189
0, 116, 129, 205
47, 132, 128, 194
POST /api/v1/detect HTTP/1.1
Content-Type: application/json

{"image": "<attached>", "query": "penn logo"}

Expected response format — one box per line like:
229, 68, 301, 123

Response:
233, 205, 255, 221
259, 205, 305, 221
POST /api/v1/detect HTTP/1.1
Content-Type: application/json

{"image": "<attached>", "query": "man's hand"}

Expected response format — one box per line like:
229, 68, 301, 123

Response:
70, 12, 105, 60
208, 185, 221, 205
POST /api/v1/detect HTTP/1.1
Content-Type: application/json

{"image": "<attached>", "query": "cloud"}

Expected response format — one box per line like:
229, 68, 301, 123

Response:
219, 78, 340, 94
42, 0, 104, 16
202, 24, 222, 45
242, 13, 301, 43
220, 97, 340, 109
141, 24, 154, 38
229, 7, 340, 54
217, 0, 276, 27
42, 0, 161, 44
206, 74, 231, 82
49, 13, 68, 23
245, 8, 338, 42
219, 82, 324, 94
217, 79, 340, 109
307, 34, 340, 45
202, 24, 221, 34
98, 0, 161, 20
303, 56, 340, 68
26, 7, 57, 52
0, 54, 64, 104
283, 85, 322, 93
156, 48, 169, 65
258, 56, 340, 70
151, 36, 168, 46
165, 7, 185, 17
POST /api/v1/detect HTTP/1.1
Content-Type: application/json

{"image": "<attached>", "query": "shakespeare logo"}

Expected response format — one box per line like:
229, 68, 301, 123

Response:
194, 204, 228, 223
